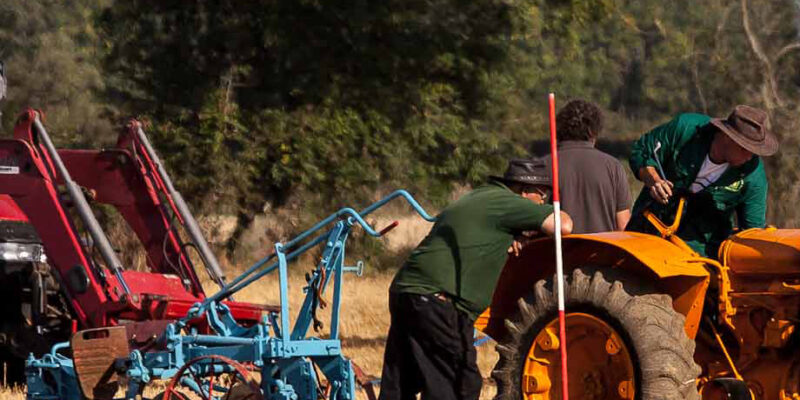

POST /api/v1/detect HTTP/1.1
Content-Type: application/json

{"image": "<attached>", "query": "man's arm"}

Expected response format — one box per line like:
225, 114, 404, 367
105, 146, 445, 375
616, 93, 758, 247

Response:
613, 161, 632, 230
629, 113, 709, 178
629, 118, 679, 177
540, 211, 573, 236
497, 197, 569, 235
630, 115, 698, 204
506, 208, 573, 257
615, 209, 631, 231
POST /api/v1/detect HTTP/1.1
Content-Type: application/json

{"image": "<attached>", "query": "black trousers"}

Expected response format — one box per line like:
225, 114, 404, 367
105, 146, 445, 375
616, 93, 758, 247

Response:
379, 292, 482, 400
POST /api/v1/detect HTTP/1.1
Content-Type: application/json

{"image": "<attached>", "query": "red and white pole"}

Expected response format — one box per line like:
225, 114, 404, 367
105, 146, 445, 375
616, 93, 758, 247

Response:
548, 93, 569, 400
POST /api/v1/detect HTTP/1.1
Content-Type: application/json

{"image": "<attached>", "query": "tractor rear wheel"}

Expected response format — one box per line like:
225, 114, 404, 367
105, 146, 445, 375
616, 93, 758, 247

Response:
492, 267, 701, 400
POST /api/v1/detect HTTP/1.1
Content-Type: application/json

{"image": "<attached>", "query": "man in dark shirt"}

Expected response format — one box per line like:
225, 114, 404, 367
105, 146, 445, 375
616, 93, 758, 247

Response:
544, 99, 631, 233
379, 158, 573, 400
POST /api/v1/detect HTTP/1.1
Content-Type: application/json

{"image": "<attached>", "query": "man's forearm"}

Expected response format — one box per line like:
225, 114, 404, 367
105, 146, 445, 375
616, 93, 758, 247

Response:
638, 166, 661, 186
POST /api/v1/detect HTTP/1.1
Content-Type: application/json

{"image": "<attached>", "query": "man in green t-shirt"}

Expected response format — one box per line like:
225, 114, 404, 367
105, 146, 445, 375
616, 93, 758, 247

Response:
379, 158, 573, 400
627, 105, 778, 257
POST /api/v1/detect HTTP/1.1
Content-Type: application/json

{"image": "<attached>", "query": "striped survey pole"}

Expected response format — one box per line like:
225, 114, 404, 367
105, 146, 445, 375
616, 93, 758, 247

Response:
548, 93, 569, 400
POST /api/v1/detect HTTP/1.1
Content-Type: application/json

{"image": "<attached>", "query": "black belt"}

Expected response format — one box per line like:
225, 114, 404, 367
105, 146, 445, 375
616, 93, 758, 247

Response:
432, 292, 452, 303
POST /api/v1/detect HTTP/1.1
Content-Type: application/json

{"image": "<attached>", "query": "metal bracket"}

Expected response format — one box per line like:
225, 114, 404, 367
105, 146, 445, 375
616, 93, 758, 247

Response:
205, 301, 254, 338
343, 260, 364, 276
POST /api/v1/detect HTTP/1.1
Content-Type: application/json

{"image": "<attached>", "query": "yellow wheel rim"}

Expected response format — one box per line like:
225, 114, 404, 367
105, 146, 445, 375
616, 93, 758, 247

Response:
522, 312, 636, 400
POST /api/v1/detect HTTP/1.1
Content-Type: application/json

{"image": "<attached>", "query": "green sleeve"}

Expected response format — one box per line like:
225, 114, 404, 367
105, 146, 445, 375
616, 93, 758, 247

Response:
629, 114, 709, 181
496, 197, 554, 232
736, 161, 768, 229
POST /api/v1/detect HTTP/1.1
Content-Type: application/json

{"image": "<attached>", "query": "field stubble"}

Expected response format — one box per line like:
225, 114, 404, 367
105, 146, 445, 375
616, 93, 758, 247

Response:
234, 271, 499, 400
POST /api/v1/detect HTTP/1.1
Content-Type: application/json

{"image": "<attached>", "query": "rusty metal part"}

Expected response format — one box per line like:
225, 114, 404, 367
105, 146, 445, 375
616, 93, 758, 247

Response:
164, 354, 262, 400
764, 319, 795, 348
351, 361, 378, 400
521, 313, 635, 400
124, 319, 171, 350
70, 326, 130, 400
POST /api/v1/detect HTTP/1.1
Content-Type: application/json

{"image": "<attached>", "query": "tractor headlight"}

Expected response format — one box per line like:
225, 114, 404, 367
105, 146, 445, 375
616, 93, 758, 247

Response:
0, 242, 47, 263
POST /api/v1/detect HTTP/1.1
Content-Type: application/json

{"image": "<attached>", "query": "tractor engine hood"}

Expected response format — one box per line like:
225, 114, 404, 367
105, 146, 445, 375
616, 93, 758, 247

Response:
719, 227, 800, 276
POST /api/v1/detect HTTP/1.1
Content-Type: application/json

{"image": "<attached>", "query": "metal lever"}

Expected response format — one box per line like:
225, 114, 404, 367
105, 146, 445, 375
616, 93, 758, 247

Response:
378, 221, 400, 236
653, 141, 667, 180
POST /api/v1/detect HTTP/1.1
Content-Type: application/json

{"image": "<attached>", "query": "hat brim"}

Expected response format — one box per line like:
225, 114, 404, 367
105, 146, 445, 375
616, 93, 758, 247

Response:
490, 175, 552, 187
710, 118, 778, 156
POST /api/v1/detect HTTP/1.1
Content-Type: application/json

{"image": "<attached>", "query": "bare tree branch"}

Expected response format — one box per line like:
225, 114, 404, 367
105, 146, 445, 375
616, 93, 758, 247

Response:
691, 44, 708, 113
776, 42, 800, 61
741, 0, 784, 109
715, 3, 734, 49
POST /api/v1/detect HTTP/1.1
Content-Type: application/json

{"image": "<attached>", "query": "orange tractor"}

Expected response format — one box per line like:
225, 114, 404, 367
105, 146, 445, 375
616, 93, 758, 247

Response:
478, 198, 800, 399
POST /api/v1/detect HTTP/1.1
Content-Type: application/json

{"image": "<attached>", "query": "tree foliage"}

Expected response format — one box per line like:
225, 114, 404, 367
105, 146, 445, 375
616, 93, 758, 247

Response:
4, 0, 800, 247
96, 0, 525, 216
0, 0, 111, 143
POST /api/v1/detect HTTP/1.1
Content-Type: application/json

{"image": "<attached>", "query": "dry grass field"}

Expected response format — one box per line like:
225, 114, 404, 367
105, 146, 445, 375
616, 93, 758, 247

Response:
0, 272, 499, 400
232, 270, 500, 400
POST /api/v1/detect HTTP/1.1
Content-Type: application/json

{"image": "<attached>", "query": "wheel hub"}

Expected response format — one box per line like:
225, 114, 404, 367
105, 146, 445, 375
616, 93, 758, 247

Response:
522, 312, 636, 400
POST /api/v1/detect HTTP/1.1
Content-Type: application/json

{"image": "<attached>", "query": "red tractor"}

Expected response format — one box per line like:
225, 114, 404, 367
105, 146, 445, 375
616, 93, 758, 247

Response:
0, 194, 55, 381
0, 109, 271, 383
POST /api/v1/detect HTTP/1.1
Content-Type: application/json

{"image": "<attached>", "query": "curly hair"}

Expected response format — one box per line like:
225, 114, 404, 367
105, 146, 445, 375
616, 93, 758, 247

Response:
555, 99, 604, 142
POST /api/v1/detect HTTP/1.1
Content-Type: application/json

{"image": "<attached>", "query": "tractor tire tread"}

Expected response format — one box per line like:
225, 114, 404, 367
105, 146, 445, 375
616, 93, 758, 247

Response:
492, 267, 701, 400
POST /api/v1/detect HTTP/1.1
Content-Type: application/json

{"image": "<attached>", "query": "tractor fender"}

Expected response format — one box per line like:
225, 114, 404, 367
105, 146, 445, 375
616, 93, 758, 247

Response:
477, 231, 710, 340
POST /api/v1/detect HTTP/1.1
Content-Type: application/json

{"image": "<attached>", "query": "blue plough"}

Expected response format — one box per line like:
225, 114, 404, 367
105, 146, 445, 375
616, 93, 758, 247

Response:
25, 190, 435, 400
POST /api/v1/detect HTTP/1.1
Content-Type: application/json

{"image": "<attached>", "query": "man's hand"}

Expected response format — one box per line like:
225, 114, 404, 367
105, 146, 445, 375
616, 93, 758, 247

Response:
507, 231, 541, 257
508, 240, 523, 257
648, 180, 673, 204
640, 166, 673, 205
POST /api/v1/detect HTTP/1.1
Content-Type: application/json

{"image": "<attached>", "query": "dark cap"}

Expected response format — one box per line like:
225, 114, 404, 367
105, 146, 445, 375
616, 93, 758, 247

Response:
710, 105, 778, 156
490, 158, 552, 187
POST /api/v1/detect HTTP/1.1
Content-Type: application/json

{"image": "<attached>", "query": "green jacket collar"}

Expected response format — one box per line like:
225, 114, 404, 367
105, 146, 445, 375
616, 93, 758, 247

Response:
678, 127, 759, 190
489, 179, 513, 192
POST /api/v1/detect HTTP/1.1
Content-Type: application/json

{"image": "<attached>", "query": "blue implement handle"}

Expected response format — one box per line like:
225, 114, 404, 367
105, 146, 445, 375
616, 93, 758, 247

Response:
196, 190, 436, 313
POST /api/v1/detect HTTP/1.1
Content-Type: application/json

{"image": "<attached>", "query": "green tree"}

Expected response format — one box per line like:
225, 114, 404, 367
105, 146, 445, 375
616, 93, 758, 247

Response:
0, 0, 111, 144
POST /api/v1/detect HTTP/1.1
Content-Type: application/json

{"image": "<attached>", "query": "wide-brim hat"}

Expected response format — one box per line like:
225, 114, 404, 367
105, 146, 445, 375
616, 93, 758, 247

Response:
710, 105, 778, 156
490, 158, 552, 187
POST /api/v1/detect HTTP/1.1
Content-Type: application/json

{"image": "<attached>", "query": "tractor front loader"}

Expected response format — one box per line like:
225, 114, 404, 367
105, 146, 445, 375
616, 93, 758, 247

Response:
0, 109, 269, 383
480, 197, 800, 399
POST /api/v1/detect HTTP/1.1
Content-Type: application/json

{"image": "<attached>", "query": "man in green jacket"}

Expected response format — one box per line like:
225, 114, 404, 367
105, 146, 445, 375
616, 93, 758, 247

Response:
379, 158, 573, 400
627, 105, 778, 257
